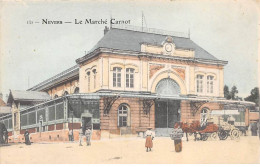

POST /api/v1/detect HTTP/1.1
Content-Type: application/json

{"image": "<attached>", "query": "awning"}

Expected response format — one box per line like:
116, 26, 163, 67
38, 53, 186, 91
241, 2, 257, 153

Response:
211, 110, 240, 115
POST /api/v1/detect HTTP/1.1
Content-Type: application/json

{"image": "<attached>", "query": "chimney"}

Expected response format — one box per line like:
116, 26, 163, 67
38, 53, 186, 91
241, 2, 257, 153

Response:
104, 26, 109, 35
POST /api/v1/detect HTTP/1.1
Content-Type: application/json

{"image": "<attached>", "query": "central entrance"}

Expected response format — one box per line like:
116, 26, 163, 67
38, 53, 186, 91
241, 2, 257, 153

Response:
155, 78, 181, 136
155, 100, 180, 136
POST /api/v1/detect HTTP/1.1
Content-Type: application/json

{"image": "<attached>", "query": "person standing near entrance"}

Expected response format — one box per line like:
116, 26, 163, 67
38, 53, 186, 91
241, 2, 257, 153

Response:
171, 125, 184, 152
4, 130, 8, 144
69, 129, 73, 141
145, 127, 155, 152
24, 129, 31, 145
85, 128, 92, 146
79, 127, 84, 146
251, 123, 258, 136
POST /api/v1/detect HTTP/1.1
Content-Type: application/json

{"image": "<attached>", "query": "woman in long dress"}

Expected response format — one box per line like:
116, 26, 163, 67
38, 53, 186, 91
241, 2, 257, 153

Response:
145, 127, 155, 152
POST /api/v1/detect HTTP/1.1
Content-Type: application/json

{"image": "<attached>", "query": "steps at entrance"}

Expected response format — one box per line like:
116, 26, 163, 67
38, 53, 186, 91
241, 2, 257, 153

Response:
155, 128, 174, 137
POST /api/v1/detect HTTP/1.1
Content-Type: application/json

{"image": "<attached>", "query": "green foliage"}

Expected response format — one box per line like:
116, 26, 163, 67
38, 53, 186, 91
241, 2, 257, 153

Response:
224, 85, 231, 100
230, 86, 239, 100
224, 85, 240, 100
245, 87, 259, 106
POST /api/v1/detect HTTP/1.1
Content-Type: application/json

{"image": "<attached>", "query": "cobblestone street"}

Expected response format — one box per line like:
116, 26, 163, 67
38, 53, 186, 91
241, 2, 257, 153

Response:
0, 136, 259, 164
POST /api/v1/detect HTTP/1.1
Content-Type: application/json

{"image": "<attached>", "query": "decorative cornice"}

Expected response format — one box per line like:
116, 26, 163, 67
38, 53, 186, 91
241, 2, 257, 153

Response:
76, 47, 228, 66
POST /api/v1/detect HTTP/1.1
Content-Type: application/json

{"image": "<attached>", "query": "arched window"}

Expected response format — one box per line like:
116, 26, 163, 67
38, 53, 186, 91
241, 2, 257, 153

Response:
207, 75, 214, 94
54, 94, 58, 99
200, 108, 210, 127
63, 91, 68, 96
126, 68, 134, 88
74, 87, 79, 94
92, 69, 97, 89
118, 104, 130, 127
156, 78, 180, 95
87, 71, 91, 92
196, 75, 204, 93
113, 67, 121, 87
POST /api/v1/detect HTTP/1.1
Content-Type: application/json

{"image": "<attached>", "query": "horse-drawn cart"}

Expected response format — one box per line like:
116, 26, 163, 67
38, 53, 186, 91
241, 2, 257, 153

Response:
174, 121, 219, 141
175, 119, 240, 141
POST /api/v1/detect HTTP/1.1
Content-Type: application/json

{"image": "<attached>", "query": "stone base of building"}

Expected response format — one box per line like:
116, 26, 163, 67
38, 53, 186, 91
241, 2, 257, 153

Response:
8, 129, 102, 143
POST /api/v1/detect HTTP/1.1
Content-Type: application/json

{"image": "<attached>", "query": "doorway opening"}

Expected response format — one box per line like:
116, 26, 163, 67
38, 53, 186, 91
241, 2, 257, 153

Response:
155, 100, 180, 136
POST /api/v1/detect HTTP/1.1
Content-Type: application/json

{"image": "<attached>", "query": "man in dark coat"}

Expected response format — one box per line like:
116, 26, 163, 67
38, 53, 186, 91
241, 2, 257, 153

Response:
24, 129, 31, 145
251, 123, 258, 136
4, 130, 8, 144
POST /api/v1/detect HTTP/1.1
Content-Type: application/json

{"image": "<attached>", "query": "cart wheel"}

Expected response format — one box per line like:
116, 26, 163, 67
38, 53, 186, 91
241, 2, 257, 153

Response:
231, 129, 240, 140
201, 134, 208, 141
218, 130, 228, 140
210, 132, 218, 140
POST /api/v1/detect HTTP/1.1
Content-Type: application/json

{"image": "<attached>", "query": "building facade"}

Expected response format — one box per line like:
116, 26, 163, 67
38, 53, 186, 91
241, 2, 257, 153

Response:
0, 26, 256, 142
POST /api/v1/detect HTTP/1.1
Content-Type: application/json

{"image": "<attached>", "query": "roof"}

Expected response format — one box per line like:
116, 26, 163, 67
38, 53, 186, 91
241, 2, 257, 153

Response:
7, 90, 51, 104
0, 106, 11, 114
90, 27, 219, 60
29, 26, 227, 92
28, 65, 79, 91
0, 98, 6, 106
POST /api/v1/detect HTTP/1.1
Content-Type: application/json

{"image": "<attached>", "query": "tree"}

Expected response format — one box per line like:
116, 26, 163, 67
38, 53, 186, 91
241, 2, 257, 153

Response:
224, 85, 231, 100
245, 87, 259, 106
230, 86, 239, 100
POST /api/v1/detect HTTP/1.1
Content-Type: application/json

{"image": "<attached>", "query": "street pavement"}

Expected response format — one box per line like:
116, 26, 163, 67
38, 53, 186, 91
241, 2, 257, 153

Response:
0, 136, 259, 164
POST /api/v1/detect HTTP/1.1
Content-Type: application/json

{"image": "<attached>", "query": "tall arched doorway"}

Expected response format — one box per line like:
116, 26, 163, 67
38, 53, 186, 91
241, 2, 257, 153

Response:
155, 78, 181, 136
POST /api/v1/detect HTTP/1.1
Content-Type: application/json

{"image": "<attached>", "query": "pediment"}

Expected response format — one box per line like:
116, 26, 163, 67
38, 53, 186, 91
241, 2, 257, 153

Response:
141, 36, 194, 58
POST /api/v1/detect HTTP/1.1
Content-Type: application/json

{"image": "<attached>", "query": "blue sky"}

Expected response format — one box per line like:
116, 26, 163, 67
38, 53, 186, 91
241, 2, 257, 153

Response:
0, 0, 258, 101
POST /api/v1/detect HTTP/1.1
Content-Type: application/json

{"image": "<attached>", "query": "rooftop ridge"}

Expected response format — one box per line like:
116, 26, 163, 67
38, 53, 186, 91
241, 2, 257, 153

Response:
111, 24, 190, 38
27, 65, 79, 91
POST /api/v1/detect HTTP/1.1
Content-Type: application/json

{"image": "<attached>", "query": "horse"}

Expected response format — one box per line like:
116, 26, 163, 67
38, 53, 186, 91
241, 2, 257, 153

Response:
174, 121, 203, 141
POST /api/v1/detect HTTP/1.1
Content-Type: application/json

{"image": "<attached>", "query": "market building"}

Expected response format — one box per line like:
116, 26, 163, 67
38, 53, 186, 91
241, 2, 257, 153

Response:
0, 25, 256, 142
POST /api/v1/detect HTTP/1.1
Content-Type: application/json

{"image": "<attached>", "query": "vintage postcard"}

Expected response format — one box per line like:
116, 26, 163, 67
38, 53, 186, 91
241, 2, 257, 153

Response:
0, 0, 259, 164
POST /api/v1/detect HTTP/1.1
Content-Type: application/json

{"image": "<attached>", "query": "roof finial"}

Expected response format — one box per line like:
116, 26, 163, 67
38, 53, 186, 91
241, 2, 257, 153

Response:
110, 11, 112, 29
142, 11, 147, 32
188, 28, 190, 39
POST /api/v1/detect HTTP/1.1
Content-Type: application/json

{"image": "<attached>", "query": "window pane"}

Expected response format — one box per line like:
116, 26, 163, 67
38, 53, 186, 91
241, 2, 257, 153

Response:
123, 121, 127, 127
56, 103, 64, 120
119, 117, 122, 127
28, 112, 36, 125
48, 106, 55, 121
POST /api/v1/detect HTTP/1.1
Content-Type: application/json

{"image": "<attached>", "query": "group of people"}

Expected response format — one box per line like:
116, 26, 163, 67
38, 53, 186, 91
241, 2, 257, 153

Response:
78, 127, 92, 146
144, 126, 183, 153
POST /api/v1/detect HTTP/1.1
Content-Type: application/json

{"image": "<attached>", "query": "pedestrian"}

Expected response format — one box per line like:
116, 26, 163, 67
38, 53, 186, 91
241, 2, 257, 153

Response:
172, 125, 183, 152
85, 127, 92, 146
24, 129, 31, 145
4, 130, 8, 144
79, 127, 83, 146
68, 129, 73, 141
251, 123, 258, 136
144, 127, 154, 152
